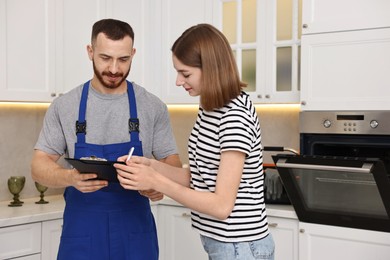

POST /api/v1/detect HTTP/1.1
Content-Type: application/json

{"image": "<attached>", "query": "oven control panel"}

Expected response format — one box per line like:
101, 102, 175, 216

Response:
300, 111, 390, 135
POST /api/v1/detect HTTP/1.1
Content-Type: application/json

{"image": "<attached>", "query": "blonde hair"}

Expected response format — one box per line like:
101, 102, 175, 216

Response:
172, 24, 246, 111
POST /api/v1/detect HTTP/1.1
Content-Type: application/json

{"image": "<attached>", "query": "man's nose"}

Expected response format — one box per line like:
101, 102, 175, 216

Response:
108, 60, 119, 74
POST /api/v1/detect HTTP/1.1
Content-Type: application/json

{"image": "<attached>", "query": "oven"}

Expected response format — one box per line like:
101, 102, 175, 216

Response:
272, 111, 390, 232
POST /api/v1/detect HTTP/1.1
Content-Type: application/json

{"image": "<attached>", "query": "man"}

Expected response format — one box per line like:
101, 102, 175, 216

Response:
31, 18, 181, 260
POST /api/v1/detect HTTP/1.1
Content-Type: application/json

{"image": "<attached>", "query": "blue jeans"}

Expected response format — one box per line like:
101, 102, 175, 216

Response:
200, 233, 275, 260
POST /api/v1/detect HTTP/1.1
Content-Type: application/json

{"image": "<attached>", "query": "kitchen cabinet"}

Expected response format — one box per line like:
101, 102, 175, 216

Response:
0, 222, 41, 259
0, 0, 148, 102
298, 222, 390, 260
41, 219, 63, 260
267, 216, 299, 260
300, 27, 390, 111
300, 0, 390, 111
0, 219, 62, 260
302, 0, 390, 34
152, 0, 217, 104
56, 0, 149, 96
0, 0, 56, 102
0, 0, 217, 103
157, 205, 208, 260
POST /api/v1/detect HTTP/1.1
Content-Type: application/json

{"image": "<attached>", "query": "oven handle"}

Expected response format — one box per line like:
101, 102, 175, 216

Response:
276, 159, 373, 173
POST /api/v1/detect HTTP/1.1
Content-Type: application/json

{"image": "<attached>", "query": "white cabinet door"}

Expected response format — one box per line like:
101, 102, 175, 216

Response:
300, 27, 390, 111
41, 218, 63, 260
0, 223, 41, 259
299, 222, 390, 260
267, 216, 298, 260
155, 0, 216, 104
13, 254, 41, 260
56, 0, 147, 96
0, 0, 56, 102
302, 0, 390, 34
159, 205, 208, 260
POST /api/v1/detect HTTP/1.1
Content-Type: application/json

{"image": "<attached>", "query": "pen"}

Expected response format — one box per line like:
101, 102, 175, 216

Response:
126, 147, 135, 162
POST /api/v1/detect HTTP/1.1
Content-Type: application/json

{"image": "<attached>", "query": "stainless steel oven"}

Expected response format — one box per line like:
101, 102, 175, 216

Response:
272, 111, 390, 232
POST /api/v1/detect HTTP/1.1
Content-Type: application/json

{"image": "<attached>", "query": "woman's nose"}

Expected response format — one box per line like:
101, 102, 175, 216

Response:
176, 75, 185, 86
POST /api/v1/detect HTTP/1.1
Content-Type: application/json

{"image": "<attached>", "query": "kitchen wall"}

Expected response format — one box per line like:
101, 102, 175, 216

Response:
0, 104, 299, 202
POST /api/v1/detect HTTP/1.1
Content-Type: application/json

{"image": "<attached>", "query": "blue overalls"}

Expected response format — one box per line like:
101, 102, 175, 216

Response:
57, 81, 158, 260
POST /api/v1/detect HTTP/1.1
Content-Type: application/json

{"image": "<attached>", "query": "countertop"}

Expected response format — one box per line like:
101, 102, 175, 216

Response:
0, 195, 296, 228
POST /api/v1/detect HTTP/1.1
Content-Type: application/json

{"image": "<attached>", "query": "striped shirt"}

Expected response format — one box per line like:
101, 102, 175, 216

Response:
188, 92, 269, 242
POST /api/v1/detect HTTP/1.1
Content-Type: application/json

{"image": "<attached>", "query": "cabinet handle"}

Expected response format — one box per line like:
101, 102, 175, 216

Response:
301, 100, 306, 106
302, 24, 308, 29
265, 94, 270, 99
299, 228, 305, 233
257, 94, 262, 99
268, 223, 278, 228
182, 212, 191, 217
51, 93, 56, 97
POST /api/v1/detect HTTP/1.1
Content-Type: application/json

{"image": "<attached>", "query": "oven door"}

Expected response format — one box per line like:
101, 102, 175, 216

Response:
272, 155, 390, 232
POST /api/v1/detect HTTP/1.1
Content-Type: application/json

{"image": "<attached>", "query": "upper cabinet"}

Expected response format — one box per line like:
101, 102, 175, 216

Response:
0, 0, 302, 104
150, 0, 217, 104
218, 0, 302, 104
302, 0, 390, 34
0, 0, 56, 102
300, 0, 390, 111
0, 0, 149, 102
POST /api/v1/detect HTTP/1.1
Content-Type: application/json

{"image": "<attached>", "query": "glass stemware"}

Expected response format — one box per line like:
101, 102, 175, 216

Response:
35, 181, 49, 204
8, 176, 26, 207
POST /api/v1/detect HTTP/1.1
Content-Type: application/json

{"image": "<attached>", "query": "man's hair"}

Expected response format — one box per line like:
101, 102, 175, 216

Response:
171, 24, 246, 111
91, 18, 134, 45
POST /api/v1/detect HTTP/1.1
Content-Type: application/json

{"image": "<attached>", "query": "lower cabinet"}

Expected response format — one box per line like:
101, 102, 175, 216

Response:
299, 222, 390, 260
0, 219, 62, 260
0, 222, 41, 259
267, 216, 299, 260
41, 219, 63, 260
156, 205, 208, 260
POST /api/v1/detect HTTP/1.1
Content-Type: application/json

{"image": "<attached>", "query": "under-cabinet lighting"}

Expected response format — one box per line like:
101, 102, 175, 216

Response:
168, 103, 301, 111
0, 102, 50, 108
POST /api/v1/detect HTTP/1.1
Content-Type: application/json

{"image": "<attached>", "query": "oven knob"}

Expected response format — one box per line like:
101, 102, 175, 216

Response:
370, 120, 379, 129
323, 119, 332, 128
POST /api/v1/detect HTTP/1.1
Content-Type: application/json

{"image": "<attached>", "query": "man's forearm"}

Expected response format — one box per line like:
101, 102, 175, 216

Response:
31, 150, 73, 188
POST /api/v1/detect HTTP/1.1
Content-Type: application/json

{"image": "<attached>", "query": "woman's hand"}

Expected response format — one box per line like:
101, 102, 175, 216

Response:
115, 160, 159, 192
117, 155, 152, 166
116, 156, 163, 200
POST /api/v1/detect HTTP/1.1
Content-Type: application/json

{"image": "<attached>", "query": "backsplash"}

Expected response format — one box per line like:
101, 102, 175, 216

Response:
0, 104, 299, 202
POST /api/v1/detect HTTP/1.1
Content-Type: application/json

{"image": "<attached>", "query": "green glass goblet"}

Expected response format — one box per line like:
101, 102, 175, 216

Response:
35, 182, 49, 204
8, 176, 26, 207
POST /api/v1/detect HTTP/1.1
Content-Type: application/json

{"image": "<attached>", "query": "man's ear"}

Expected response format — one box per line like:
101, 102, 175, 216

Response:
87, 44, 93, 61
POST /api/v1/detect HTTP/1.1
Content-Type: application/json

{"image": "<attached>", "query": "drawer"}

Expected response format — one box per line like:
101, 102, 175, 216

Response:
0, 222, 41, 259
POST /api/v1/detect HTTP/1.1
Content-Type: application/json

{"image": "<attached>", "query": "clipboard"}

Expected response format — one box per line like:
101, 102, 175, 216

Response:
65, 158, 125, 182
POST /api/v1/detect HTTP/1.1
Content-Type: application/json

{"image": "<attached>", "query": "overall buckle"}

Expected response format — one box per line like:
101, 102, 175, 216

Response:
129, 118, 139, 132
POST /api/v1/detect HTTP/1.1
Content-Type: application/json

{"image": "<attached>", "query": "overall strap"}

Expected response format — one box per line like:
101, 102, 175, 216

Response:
127, 81, 140, 142
75, 81, 90, 144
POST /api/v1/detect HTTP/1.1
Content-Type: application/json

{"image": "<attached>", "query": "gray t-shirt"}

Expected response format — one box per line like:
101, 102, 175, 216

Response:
34, 81, 178, 161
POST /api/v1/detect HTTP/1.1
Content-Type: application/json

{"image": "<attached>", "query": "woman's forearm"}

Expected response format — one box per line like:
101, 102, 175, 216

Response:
150, 159, 191, 187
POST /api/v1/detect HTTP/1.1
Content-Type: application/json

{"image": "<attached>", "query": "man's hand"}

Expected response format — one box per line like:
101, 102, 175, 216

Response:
68, 169, 108, 193
139, 189, 164, 201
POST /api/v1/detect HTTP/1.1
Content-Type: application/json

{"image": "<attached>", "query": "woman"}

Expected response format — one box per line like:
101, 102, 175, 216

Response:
115, 23, 274, 260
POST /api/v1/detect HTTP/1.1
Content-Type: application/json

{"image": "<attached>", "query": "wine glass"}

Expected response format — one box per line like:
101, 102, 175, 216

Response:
35, 182, 49, 204
8, 176, 26, 207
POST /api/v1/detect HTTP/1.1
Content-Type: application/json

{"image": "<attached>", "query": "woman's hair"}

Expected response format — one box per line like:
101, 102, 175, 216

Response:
91, 18, 134, 45
172, 24, 246, 111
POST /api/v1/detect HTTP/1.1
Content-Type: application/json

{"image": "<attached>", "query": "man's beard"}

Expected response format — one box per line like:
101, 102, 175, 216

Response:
93, 61, 130, 89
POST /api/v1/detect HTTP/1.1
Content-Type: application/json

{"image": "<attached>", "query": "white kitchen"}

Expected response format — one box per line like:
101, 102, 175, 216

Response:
0, 0, 390, 259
